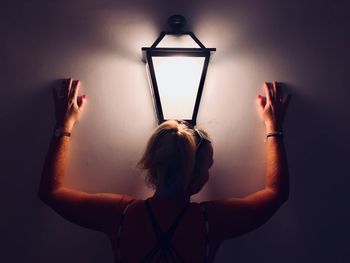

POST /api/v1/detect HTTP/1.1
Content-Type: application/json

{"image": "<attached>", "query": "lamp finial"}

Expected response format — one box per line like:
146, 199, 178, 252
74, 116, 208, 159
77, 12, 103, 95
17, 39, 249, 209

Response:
168, 15, 186, 33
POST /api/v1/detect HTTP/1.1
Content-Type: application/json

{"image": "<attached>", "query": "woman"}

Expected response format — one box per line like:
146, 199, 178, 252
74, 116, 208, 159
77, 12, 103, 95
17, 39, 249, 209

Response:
39, 78, 291, 262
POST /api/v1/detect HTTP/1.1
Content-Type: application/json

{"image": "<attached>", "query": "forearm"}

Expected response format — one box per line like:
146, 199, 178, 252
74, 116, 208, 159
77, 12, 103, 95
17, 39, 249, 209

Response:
265, 135, 289, 201
39, 123, 72, 200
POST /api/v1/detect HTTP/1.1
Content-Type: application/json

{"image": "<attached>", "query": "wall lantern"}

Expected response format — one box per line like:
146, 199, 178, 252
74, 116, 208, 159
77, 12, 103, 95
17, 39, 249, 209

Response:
142, 15, 216, 126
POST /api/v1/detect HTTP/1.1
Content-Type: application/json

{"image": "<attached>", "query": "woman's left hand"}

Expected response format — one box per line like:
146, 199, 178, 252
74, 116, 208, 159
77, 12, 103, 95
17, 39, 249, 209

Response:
53, 78, 87, 130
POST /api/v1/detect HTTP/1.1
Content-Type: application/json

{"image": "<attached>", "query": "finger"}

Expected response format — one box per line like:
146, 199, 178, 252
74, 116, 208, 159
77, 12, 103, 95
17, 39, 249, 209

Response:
70, 80, 80, 101
78, 95, 87, 110
61, 78, 73, 98
257, 95, 266, 109
69, 79, 77, 98
65, 78, 73, 98
274, 81, 282, 103
266, 82, 274, 99
263, 82, 273, 103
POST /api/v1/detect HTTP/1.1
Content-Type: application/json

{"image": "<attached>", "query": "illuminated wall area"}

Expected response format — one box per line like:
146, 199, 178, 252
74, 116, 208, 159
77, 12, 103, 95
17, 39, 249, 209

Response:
1, 0, 349, 262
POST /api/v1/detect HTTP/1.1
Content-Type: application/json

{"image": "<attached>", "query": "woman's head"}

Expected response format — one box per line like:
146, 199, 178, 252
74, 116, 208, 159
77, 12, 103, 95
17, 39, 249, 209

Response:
190, 129, 214, 195
138, 120, 213, 196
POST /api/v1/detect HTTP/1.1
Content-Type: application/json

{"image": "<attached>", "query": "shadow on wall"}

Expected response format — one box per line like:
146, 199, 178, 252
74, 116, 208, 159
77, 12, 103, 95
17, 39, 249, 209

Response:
214, 83, 350, 262
284, 85, 349, 262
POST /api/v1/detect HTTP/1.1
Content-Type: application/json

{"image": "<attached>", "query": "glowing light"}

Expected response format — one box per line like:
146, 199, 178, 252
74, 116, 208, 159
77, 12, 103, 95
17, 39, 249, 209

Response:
152, 56, 205, 120
142, 15, 215, 125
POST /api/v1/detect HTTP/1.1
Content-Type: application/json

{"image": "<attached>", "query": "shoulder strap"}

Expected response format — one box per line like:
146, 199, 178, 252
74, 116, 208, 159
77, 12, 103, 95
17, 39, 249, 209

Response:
200, 203, 210, 263
141, 199, 189, 263
116, 199, 135, 263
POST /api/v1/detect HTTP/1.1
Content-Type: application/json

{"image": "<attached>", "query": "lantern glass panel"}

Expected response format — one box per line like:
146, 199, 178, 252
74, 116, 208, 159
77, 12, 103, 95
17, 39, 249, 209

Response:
152, 56, 205, 120
156, 34, 200, 48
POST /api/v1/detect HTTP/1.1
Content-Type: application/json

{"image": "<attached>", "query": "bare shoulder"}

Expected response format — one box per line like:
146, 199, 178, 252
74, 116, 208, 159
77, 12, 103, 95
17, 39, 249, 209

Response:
46, 188, 137, 233
199, 190, 283, 240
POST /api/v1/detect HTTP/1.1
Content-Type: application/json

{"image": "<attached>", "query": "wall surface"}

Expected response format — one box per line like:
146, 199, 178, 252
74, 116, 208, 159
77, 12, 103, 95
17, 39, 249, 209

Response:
1, 0, 349, 262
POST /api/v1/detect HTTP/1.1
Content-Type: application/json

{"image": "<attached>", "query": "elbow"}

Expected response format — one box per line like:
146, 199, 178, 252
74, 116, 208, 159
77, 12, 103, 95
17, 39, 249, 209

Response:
268, 188, 289, 206
270, 182, 289, 205
38, 189, 54, 205
281, 183, 290, 203
284, 189, 290, 202
38, 190, 49, 204
38, 180, 60, 204
280, 193, 289, 205
277, 189, 289, 206
38, 187, 63, 207
38, 178, 49, 203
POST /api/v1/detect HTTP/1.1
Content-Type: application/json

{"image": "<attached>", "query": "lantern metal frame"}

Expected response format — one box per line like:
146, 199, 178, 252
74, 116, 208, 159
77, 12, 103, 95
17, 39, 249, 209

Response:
142, 15, 216, 126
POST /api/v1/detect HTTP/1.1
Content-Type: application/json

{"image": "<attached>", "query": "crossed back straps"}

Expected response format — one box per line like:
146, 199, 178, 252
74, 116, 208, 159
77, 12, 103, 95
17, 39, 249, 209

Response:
116, 199, 209, 263
140, 199, 189, 262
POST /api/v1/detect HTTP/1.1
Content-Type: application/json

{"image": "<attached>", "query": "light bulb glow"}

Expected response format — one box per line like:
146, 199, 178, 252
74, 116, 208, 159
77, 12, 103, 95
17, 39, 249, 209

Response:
152, 56, 205, 120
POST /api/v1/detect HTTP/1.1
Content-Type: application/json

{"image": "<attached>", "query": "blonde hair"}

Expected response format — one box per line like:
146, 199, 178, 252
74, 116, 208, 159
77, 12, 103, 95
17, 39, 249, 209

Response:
138, 120, 197, 193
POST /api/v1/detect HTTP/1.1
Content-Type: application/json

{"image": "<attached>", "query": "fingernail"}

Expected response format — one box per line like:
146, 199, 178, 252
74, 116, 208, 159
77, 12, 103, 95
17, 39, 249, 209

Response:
258, 95, 262, 99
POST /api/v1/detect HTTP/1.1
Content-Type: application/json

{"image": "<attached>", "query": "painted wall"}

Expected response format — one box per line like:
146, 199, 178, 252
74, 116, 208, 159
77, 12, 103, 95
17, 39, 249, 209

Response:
1, 0, 349, 262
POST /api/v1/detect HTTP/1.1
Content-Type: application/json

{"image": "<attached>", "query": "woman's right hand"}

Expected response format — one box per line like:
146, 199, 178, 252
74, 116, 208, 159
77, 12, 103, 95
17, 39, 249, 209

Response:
257, 81, 291, 132
53, 78, 87, 131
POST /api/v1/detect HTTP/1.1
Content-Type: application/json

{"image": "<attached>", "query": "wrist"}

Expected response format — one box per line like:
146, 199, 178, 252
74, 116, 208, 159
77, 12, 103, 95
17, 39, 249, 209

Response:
55, 120, 74, 132
265, 131, 284, 142
265, 122, 282, 133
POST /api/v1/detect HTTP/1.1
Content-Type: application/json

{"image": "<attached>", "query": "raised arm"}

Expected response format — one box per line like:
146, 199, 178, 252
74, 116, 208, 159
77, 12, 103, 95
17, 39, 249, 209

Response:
202, 81, 291, 240
38, 78, 134, 234
39, 78, 86, 200
252, 81, 291, 205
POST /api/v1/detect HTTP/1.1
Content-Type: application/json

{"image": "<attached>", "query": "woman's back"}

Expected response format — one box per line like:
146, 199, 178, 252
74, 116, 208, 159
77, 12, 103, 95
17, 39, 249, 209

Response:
110, 198, 221, 263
